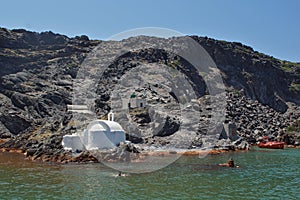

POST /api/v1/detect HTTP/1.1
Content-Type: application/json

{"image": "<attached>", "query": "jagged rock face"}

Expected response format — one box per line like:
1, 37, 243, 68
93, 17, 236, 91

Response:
192, 36, 300, 112
0, 28, 97, 78
0, 28, 99, 147
0, 27, 299, 155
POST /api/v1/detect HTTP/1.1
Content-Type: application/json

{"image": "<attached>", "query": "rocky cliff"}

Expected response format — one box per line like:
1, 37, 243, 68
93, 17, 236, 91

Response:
0, 27, 299, 162
192, 36, 300, 112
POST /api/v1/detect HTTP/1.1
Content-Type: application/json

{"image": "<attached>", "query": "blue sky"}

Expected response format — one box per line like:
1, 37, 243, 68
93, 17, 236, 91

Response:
1, 0, 299, 62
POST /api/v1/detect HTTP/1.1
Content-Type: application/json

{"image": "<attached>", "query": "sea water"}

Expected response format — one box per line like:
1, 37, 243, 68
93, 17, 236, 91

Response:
0, 147, 299, 200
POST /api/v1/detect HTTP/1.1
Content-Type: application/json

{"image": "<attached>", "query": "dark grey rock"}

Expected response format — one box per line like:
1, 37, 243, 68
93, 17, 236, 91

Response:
153, 116, 180, 137
0, 27, 299, 160
0, 114, 31, 135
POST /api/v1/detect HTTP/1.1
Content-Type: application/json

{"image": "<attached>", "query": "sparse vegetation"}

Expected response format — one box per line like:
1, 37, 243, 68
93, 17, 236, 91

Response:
233, 88, 242, 95
287, 120, 300, 133
129, 107, 148, 116
280, 60, 297, 72
66, 62, 78, 68
287, 125, 296, 132
289, 82, 300, 92
168, 59, 180, 69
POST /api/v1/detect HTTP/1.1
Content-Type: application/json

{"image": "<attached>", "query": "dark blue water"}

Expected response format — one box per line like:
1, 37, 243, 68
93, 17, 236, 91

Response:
0, 147, 299, 199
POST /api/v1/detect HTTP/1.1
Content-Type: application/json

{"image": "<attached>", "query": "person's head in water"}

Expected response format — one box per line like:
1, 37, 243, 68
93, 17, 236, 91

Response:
228, 158, 234, 167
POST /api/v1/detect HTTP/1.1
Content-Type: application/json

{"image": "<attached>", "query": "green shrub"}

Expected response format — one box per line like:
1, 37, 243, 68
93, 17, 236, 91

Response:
168, 60, 180, 69
289, 83, 300, 92
287, 125, 296, 132
286, 121, 300, 133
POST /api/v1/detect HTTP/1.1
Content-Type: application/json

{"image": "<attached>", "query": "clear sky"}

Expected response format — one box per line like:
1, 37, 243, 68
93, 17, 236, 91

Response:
1, 0, 299, 62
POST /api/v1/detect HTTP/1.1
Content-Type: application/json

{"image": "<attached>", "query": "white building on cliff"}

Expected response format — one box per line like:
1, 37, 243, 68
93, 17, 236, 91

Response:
62, 108, 126, 152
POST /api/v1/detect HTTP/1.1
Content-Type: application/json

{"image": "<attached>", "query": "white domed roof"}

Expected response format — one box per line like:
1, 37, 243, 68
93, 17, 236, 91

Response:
87, 120, 124, 132
89, 123, 106, 131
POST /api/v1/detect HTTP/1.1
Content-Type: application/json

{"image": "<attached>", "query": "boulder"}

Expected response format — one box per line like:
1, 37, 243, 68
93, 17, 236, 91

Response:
0, 114, 30, 135
153, 116, 180, 137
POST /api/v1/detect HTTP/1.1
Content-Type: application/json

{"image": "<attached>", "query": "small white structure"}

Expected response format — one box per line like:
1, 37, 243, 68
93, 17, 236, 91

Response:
66, 105, 93, 114
62, 110, 126, 152
62, 135, 85, 152
129, 97, 146, 109
122, 93, 147, 109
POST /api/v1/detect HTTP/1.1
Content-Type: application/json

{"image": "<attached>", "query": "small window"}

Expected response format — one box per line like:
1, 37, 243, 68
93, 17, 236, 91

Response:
140, 102, 143, 108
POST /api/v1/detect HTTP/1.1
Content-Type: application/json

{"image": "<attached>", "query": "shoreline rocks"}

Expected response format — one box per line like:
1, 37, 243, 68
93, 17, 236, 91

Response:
2, 143, 300, 165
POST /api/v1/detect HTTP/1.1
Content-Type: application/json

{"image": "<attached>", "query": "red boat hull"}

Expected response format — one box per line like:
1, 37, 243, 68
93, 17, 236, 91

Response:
258, 141, 285, 149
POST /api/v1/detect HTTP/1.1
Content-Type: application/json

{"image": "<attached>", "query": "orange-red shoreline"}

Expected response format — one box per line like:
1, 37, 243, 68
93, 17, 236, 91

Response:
1, 144, 299, 164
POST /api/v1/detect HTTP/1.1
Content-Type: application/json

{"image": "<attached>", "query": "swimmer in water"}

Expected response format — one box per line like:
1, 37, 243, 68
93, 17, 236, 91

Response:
219, 158, 239, 168
117, 171, 129, 177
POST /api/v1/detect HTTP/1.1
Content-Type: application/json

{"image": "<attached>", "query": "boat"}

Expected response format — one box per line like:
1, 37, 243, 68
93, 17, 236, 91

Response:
258, 141, 285, 149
